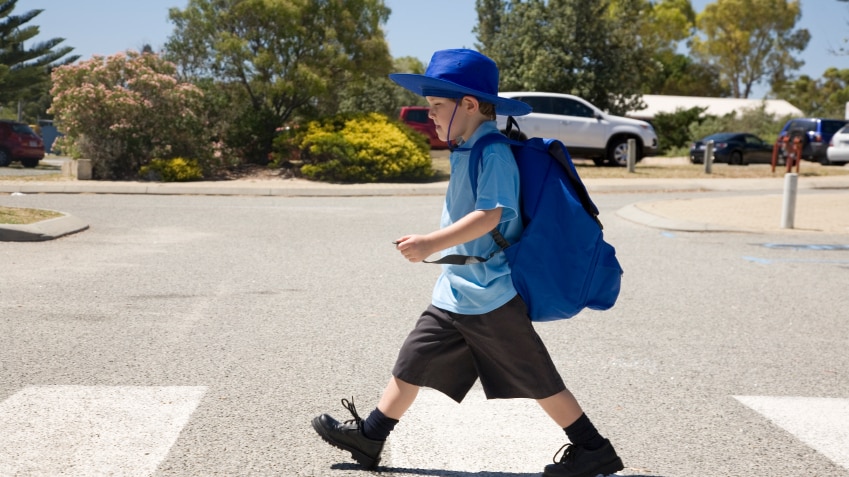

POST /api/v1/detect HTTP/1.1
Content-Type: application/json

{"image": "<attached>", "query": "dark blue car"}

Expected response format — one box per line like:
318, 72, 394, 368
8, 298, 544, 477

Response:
776, 118, 848, 164
689, 132, 774, 165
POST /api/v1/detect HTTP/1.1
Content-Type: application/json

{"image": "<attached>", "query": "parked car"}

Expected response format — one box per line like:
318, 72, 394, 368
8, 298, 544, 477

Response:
398, 106, 448, 149
0, 120, 44, 168
496, 92, 658, 166
825, 123, 849, 165
689, 132, 774, 165
776, 118, 848, 164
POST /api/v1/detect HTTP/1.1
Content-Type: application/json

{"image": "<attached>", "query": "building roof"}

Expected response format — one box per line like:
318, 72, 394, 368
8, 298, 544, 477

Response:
628, 94, 804, 120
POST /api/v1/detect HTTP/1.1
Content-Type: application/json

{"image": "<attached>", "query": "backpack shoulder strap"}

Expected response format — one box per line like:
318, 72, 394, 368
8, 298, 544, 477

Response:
545, 139, 604, 230
423, 130, 520, 266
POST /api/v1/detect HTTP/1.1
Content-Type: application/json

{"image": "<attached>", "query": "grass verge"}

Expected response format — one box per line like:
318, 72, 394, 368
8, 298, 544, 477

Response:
429, 150, 849, 179
0, 206, 62, 225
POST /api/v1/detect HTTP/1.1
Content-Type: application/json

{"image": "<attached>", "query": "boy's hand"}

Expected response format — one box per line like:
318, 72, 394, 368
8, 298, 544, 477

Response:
393, 235, 432, 263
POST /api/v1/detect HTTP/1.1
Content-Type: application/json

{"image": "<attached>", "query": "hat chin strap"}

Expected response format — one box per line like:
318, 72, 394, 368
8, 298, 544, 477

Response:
446, 101, 461, 151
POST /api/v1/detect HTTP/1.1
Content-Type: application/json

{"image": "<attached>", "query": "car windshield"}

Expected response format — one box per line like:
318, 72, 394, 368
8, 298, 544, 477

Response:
704, 133, 735, 142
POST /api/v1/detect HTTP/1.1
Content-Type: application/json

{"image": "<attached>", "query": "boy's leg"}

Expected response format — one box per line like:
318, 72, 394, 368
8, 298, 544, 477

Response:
538, 390, 624, 477
313, 304, 473, 469
537, 388, 583, 428
377, 375, 419, 419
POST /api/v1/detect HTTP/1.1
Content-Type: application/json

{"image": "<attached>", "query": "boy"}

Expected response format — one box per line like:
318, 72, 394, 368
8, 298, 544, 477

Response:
311, 49, 623, 477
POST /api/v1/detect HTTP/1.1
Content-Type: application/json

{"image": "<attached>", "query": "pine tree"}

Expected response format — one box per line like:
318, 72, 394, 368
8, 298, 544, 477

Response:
0, 0, 79, 106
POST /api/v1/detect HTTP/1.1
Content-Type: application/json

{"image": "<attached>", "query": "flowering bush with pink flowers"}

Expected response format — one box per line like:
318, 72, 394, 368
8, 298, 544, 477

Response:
49, 51, 210, 180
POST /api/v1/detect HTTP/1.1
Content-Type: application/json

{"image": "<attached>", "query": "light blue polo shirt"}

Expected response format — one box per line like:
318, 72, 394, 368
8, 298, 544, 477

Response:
431, 121, 523, 315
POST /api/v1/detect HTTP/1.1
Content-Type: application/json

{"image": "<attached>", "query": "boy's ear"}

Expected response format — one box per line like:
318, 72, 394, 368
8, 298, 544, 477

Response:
461, 95, 480, 114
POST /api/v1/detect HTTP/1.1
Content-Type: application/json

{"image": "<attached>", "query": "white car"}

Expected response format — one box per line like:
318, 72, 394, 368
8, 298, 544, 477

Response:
496, 92, 658, 166
825, 124, 849, 165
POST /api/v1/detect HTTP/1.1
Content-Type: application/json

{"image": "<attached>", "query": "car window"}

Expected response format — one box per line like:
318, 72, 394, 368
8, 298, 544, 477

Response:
787, 120, 813, 133
518, 96, 554, 115
548, 98, 593, 118
10, 123, 35, 134
821, 120, 848, 135
706, 133, 734, 142
745, 135, 764, 145
405, 109, 429, 124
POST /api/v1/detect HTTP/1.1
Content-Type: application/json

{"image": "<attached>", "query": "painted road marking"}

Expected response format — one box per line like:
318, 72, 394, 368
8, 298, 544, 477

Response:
743, 256, 849, 265
0, 385, 206, 477
734, 395, 849, 470
387, 388, 569, 473
761, 243, 849, 251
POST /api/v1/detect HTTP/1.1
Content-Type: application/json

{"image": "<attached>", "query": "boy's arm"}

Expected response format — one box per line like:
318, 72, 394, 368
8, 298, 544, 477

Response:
394, 207, 502, 263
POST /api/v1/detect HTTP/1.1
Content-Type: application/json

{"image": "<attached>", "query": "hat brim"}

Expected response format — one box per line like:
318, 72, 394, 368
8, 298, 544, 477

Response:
389, 73, 532, 117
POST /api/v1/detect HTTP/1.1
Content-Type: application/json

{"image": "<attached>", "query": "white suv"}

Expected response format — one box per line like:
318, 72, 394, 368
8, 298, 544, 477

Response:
496, 92, 658, 166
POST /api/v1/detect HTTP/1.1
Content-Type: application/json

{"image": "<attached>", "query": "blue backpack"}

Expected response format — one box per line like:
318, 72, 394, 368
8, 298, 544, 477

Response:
430, 126, 623, 322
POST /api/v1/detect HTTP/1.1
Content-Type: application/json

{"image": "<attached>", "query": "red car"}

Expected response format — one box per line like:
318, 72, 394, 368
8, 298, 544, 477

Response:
0, 120, 44, 168
399, 106, 448, 149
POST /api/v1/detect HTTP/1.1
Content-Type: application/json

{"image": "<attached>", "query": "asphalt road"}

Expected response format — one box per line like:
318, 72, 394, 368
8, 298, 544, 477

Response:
1, 192, 847, 476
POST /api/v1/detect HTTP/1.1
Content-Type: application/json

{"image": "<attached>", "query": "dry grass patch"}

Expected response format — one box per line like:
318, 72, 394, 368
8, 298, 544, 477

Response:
0, 206, 62, 225
429, 149, 849, 180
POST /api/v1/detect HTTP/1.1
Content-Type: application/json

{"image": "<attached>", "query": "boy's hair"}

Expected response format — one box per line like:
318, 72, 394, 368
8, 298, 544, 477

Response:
479, 101, 496, 120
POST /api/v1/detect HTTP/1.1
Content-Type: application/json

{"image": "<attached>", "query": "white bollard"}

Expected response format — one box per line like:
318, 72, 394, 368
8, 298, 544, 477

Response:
781, 173, 798, 229
627, 138, 636, 173
704, 140, 714, 174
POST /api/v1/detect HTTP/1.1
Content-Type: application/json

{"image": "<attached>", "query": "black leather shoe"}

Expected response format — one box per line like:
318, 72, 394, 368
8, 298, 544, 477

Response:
311, 398, 384, 469
543, 439, 624, 477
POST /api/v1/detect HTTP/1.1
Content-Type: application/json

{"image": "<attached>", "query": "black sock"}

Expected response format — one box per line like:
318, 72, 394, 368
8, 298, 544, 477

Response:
362, 407, 398, 441
563, 413, 605, 450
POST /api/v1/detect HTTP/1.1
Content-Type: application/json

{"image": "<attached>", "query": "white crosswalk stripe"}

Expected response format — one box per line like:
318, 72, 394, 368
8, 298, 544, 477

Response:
2, 387, 846, 475
0, 385, 207, 477
388, 389, 573, 474
734, 396, 849, 471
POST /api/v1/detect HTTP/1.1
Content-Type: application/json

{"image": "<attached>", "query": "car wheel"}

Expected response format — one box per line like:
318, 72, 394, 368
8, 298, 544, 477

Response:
20, 158, 39, 168
606, 138, 631, 167
0, 149, 11, 167
730, 151, 743, 165
820, 156, 833, 166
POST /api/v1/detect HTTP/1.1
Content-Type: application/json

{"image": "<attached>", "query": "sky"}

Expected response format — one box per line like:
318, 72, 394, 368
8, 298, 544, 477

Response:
26, 0, 849, 99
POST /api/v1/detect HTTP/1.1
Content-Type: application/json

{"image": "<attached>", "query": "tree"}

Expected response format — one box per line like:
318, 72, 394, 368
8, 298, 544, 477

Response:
49, 51, 208, 180
164, 0, 393, 164
338, 56, 427, 116
635, 0, 730, 97
691, 0, 810, 98
774, 68, 849, 117
473, 0, 650, 116
0, 0, 78, 108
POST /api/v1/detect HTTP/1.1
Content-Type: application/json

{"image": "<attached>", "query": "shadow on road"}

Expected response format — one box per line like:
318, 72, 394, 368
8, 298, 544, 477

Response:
332, 462, 664, 477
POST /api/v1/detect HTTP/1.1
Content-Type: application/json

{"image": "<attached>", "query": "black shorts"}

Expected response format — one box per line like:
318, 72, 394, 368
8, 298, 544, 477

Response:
392, 295, 566, 403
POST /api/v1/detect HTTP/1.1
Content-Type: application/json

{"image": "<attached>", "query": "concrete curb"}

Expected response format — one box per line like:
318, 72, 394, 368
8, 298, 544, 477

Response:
0, 212, 89, 242
0, 180, 451, 197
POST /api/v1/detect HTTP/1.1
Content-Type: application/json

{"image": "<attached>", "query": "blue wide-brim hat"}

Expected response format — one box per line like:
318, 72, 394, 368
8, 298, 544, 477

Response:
389, 49, 531, 117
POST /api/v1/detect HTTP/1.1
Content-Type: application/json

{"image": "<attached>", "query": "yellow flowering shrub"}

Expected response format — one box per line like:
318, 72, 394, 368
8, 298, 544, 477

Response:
299, 113, 434, 182
139, 157, 204, 182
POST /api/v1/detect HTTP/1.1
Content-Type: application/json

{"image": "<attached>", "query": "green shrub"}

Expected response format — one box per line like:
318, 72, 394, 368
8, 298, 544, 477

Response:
689, 105, 792, 144
298, 112, 434, 183
651, 106, 708, 153
139, 157, 204, 182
